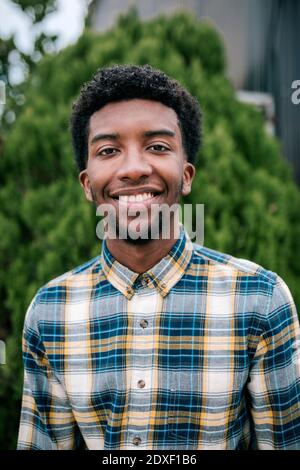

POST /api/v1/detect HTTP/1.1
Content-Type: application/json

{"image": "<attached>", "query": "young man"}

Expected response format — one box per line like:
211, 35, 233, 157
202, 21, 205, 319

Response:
17, 64, 300, 450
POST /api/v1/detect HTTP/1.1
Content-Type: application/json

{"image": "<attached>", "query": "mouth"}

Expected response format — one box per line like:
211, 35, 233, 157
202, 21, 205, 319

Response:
109, 191, 163, 209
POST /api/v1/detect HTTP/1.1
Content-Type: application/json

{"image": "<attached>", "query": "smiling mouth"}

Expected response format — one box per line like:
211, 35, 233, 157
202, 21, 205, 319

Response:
110, 191, 163, 204
116, 192, 155, 202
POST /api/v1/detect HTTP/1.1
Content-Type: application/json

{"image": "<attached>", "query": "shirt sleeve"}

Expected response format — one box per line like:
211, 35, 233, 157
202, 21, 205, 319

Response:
17, 296, 84, 450
247, 275, 300, 449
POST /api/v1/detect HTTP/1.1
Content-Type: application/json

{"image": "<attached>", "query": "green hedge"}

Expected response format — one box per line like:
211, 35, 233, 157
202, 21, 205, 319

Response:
0, 8, 299, 449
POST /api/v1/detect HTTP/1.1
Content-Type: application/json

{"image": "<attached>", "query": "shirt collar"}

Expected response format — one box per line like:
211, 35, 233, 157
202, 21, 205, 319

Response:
101, 224, 193, 299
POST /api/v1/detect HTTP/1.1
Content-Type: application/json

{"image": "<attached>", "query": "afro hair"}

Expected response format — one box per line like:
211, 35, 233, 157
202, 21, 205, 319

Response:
70, 64, 202, 171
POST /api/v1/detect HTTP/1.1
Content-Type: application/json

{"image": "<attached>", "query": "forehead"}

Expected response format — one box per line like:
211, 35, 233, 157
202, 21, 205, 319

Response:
88, 99, 181, 137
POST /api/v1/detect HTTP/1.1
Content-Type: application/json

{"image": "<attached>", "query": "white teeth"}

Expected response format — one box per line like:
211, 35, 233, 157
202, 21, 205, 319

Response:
118, 192, 154, 202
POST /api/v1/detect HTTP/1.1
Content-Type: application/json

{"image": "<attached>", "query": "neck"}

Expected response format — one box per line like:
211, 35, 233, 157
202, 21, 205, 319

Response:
105, 226, 181, 273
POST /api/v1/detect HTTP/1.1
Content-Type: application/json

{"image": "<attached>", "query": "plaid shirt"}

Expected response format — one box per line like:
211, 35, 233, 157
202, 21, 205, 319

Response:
17, 226, 300, 450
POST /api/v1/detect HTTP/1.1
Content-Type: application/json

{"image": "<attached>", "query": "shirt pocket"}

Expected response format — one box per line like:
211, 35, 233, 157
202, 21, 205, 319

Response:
167, 371, 201, 448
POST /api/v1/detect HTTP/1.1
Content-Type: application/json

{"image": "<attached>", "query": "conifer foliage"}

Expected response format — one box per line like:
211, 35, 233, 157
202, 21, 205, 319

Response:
0, 9, 299, 449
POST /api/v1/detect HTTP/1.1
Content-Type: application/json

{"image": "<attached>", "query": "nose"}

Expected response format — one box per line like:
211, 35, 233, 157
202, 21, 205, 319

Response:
116, 149, 152, 181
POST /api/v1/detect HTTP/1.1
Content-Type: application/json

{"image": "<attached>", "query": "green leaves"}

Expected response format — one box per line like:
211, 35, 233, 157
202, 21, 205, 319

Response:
0, 8, 299, 449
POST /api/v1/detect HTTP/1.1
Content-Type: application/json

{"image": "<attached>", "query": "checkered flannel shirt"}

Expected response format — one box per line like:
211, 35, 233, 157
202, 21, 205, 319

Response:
17, 226, 300, 449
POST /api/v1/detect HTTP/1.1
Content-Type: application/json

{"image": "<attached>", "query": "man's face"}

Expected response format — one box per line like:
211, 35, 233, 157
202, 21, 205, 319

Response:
79, 98, 195, 242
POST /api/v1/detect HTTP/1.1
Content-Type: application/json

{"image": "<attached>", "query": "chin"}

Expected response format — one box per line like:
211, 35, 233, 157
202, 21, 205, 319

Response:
125, 236, 154, 246
115, 225, 159, 243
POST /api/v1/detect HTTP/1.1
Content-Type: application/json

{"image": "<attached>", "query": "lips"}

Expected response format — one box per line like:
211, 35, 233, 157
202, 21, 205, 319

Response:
108, 186, 163, 207
110, 187, 163, 197
110, 192, 163, 211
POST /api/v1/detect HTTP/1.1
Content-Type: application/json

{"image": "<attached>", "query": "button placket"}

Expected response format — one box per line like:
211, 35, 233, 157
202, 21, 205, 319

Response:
126, 290, 160, 446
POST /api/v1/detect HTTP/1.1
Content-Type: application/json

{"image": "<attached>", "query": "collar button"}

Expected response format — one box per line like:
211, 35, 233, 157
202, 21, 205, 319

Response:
141, 275, 151, 287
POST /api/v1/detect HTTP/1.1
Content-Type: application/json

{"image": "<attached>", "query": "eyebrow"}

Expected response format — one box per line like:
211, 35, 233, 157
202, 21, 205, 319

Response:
143, 129, 176, 138
90, 133, 119, 145
90, 129, 176, 145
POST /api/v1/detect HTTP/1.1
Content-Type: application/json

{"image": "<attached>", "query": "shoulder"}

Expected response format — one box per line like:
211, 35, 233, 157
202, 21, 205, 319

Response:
49, 254, 102, 282
24, 255, 103, 325
190, 243, 298, 321
191, 243, 277, 284
40, 254, 102, 293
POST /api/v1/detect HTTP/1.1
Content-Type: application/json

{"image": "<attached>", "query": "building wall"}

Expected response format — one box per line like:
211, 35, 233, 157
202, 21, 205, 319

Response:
247, 0, 300, 183
90, 0, 251, 88
91, 0, 300, 183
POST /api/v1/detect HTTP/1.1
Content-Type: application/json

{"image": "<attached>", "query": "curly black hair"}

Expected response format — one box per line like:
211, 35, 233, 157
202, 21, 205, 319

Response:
70, 64, 202, 172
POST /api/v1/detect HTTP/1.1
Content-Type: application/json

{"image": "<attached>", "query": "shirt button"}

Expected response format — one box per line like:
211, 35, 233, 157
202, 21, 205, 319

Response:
137, 380, 145, 389
141, 276, 150, 287
140, 319, 148, 329
133, 436, 141, 446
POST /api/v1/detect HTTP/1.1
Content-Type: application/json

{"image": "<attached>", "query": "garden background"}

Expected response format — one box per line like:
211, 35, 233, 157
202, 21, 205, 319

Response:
0, 0, 300, 450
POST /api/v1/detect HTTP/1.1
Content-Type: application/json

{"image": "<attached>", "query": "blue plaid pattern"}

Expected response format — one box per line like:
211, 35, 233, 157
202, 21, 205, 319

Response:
17, 226, 300, 449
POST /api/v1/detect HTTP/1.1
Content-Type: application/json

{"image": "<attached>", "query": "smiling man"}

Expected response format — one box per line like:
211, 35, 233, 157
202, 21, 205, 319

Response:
17, 64, 300, 450
80, 97, 195, 271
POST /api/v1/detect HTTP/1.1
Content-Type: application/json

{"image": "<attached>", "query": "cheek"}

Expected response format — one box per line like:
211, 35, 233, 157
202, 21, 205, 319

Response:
159, 155, 182, 173
87, 163, 107, 192
161, 161, 183, 186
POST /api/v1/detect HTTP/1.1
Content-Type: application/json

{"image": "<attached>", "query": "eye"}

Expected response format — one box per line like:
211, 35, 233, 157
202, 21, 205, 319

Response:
148, 144, 170, 152
96, 147, 118, 157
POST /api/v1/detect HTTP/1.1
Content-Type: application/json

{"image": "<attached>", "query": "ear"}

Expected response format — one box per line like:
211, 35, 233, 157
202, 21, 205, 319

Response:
182, 162, 196, 196
79, 169, 94, 202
